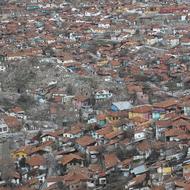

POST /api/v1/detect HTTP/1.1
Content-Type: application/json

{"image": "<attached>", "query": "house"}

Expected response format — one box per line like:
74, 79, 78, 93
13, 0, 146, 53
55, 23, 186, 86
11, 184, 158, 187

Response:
29, 141, 54, 156
92, 126, 113, 142
25, 155, 47, 183
165, 128, 186, 142
46, 176, 65, 189
3, 115, 22, 132
152, 99, 178, 120
86, 146, 100, 164
104, 153, 121, 174
41, 132, 58, 143
155, 119, 172, 140
131, 164, 149, 175
104, 130, 123, 148
167, 36, 180, 48
121, 158, 132, 177
125, 173, 147, 190
63, 127, 84, 139
0, 119, 8, 136
136, 140, 152, 159
146, 35, 159, 45
172, 115, 190, 131
157, 166, 172, 176
49, 104, 59, 120
75, 135, 96, 153
111, 101, 133, 112
58, 153, 84, 174
96, 114, 107, 127
180, 38, 190, 46
134, 129, 147, 142
88, 163, 107, 186
63, 168, 90, 190
95, 89, 112, 101
9, 106, 26, 119
26, 155, 47, 170
183, 159, 190, 178
180, 100, 190, 116
12, 145, 33, 159
72, 96, 89, 110
127, 84, 143, 95
166, 151, 185, 161
85, 7, 101, 17
128, 105, 152, 120
136, 91, 149, 104
106, 112, 120, 122
10, 172, 22, 186
62, 95, 75, 104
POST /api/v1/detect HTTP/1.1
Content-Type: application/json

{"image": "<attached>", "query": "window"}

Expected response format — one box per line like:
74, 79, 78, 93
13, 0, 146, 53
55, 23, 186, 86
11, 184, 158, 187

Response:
3, 127, 7, 132
0, 128, 2, 132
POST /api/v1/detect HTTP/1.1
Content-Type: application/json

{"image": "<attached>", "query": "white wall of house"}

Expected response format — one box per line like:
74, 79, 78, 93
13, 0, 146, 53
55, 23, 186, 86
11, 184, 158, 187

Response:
134, 132, 146, 141
0, 121, 8, 135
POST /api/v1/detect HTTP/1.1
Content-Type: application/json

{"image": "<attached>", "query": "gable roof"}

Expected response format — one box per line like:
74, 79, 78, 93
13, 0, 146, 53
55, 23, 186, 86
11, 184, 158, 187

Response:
26, 155, 46, 167
59, 153, 83, 166
153, 99, 178, 109
63, 168, 89, 185
122, 158, 132, 168
76, 135, 95, 147
131, 105, 152, 113
137, 140, 151, 152
128, 173, 147, 188
41, 131, 58, 138
165, 128, 185, 137
3, 115, 21, 129
10, 106, 25, 113
155, 120, 172, 128
104, 130, 123, 140
96, 126, 113, 136
104, 153, 120, 169
172, 118, 190, 127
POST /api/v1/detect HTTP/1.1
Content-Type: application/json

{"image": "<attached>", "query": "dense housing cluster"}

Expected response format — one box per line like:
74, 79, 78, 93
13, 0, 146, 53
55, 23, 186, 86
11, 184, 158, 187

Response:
1, 0, 190, 190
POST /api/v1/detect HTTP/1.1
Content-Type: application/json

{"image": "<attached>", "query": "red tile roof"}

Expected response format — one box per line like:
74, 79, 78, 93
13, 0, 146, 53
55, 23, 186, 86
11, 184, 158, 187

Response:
26, 155, 46, 167
10, 106, 24, 113
3, 116, 21, 129
128, 173, 147, 187
153, 99, 178, 109
104, 130, 122, 140
63, 169, 89, 185
104, 153, 120, 169
97, 113, 106, 120
88, 163, 105, 177
76, 135, 95, 147
155, 120, 172, 128
137, 140, 151, 152
131, 105, 152, 113
59, 153, 83, 166
165, 128, 185, 137
96, 126, 113, 136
